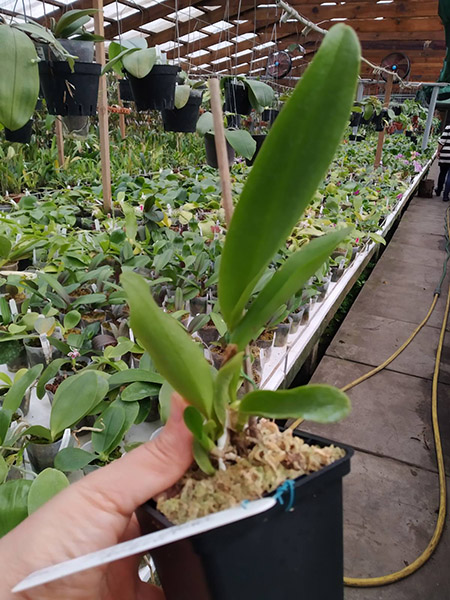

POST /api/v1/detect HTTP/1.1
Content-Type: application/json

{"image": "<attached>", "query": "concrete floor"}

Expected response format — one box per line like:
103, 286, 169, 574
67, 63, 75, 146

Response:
298, 163, 450, 599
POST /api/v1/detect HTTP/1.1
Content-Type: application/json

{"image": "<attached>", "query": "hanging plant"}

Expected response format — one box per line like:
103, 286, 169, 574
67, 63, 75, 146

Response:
0, 25, 39, 131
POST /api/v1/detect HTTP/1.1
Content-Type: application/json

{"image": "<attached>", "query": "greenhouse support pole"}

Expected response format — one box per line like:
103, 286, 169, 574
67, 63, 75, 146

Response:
421, 85, 439, 151
209, 79, 234, 226
374, 73, 393, 168
93, 0, 112, 213
116, 77, 126, 139
55, 117, 65, 167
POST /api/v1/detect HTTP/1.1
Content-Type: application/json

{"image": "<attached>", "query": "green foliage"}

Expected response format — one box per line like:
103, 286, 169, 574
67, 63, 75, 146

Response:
3, 364, 43, 413
0, 25, 40, 131
219, 25, 360, 329
54, 448, 96, 472
0, 480, 32, 537
27, 468, 69, 514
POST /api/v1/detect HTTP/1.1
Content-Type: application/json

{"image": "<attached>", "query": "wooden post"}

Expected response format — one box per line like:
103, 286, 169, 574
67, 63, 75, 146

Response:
208, 79, 234, 226
374, 73, 394, 168
116, 77, 126, 139
93, 0, 112, 213
55, 117, 65, 167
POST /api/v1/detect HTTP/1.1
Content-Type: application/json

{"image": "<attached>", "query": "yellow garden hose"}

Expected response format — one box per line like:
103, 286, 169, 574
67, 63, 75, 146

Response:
289, 207, 450, 587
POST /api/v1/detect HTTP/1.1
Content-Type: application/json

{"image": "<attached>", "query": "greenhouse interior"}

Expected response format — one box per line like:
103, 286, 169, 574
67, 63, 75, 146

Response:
0, 0, 449, 598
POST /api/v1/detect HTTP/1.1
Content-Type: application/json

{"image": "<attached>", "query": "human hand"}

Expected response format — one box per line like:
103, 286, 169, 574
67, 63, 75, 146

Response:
0, 394, 193, 600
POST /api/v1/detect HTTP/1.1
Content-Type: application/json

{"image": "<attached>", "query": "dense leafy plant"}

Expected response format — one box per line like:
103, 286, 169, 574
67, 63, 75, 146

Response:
122, 25, 360, 473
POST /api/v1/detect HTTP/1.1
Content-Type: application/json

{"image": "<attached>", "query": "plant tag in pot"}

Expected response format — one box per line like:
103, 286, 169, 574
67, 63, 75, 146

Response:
8, 299, 18, 317
39, 334, 52, 364
13, 498, 277, 593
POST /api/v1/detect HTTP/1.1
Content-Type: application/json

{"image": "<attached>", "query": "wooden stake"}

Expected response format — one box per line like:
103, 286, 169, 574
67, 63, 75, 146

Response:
55, 117, 65, 167
208, 79, 234, 226
116, 77, 126, 140
374, 73, 394, 168
93, 0, 112, 213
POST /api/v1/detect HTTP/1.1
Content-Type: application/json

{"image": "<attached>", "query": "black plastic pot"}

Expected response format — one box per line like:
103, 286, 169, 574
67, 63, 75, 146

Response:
4, 120, 33, 143
224, 81, 251, 115
162, 92, 202, 133
245, 134, 266, 167
261, 108, 279, 125
372, 113, 384, 131
349, 112, 361, 128
119, 79, 134, 102
39, 61, 101, 116
137, 431, 352, 600
349, 134, 365, 142
127, 65, 180, 111
204, 133, 234, 168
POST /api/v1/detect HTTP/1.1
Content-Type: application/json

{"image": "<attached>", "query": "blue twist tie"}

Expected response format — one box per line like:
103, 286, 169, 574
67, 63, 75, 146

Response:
241, 499, 251, 509
273, 480, 295, 512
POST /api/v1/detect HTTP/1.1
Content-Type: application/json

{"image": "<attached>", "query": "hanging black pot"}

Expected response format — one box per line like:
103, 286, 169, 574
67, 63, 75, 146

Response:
5, 120, 33, 144
224, 81, 251, 115
126, 65, 180, 111
119, 79, 134, 102
204, 133, 235, 168
36, 40, 95, 63
38, 61, 101, 116
349, 112, 361, 128
162, 92, 202, 133
245, 134, 266, 167
349, 134, 365, 142
137, 431, 352, 600
261, 108, 279, 125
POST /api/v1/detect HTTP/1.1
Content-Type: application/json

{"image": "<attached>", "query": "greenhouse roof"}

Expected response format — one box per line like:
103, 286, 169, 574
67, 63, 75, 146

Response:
0, 0, 445, 83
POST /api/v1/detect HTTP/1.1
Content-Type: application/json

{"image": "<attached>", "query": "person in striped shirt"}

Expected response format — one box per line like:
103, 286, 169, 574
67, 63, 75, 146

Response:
436, 124, 450, 201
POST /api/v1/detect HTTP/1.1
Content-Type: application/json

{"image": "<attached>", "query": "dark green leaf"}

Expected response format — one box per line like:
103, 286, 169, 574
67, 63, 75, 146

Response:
3, 364, 43, 413
36, 358, 68, 400
108, 369, 164, 390
239, 384, 351, 422
218, 25, 360, 329
54, 448, 96, 472
121, 382, 160, 402
0, 480, 32, 537
193, 439, 215, 475
92, 403, 126, 457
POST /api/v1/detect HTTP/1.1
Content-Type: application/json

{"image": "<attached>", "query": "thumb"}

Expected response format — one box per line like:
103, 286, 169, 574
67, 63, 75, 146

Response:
76, 393, 193, 515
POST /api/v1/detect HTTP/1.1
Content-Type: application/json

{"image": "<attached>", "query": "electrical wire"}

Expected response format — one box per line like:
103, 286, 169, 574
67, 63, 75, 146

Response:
290, 206, 450, 587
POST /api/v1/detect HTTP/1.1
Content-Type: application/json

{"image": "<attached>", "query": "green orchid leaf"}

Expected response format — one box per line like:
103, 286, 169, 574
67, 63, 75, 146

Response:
158, 380, 174, 424
102, 47, 138, 76
0, 456, 8, 484
121, 382, 160, 402
231, 227, 352, 348
123, 48, 157, 79
239, 384, 351, 423
108, 369, 164, 390
244, 79, 275, 111
0, 480, 32, 537
36, 358, 68, 400
50, 372, 109, 440
210, 312, 227, 337
27, 468, 69, 514
193, 439, 215, 475
54, 8, 99, 38
70, 293, 106, 308
92, 402, 126, 457
0, 25, 39, 131
121, 271, 215, 418
183, 405, 204, 440
0, 410, 12, 445
0, 235, 11, 260
196, 111, 214, 135
3, 364, 43, 413
174, 85, 191, 109
213, 352, 244, 427
54, 448, 96, 472
218, 25, 360, 330
63, 310, 81, 330
224, 129, 256, 160
24, 425, 52, 442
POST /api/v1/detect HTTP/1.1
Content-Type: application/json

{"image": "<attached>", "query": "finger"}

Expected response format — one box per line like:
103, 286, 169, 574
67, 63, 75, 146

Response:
75, 393, 193, 516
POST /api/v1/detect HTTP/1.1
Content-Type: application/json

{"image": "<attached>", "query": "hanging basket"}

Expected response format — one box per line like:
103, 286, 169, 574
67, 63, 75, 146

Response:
224, 81, 252, 115
38, 61, 101, 116
137, 431, 352, 600
245, 134, 266, 167
119, 78, 134, 102
261, 109, 279, 125
204, 133, 235, 168
162, 92, 202, 133
4, 120, 33, 144
126, 65, 180, 111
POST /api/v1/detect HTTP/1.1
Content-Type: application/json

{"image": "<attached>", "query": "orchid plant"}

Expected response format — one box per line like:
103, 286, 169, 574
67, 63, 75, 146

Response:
121, 25, 361, 473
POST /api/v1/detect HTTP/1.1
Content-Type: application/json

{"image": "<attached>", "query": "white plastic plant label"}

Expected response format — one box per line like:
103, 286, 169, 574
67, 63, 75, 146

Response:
94, 219, 100, 231
13, 497, 276, 593
8, 299, 18, 317
39, 334, 52, 364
